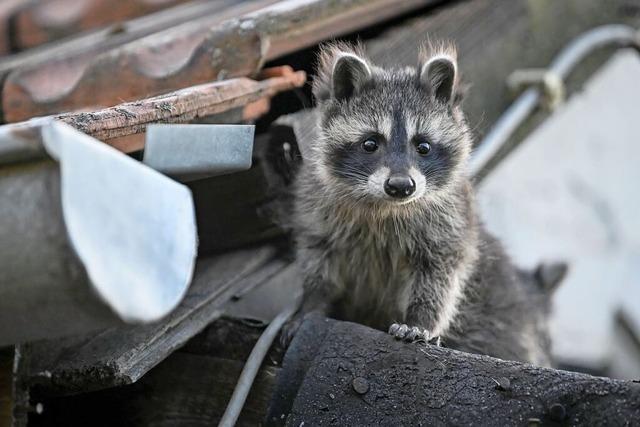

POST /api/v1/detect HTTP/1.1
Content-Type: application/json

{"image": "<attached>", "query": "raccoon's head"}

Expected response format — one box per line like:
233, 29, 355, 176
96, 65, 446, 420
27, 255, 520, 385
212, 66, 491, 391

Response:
311, 42, 472, 213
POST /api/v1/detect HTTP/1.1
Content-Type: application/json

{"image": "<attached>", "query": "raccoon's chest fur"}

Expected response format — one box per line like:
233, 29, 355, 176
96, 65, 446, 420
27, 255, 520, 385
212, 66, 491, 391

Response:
325, 227, 414, 329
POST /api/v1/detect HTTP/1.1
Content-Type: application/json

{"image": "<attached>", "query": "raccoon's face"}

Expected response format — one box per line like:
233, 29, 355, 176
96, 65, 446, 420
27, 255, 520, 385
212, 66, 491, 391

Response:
313, 46, 471, 210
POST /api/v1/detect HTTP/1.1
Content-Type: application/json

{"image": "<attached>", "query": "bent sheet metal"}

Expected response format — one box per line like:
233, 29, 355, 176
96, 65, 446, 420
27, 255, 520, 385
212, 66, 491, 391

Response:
0, 120, 197, 345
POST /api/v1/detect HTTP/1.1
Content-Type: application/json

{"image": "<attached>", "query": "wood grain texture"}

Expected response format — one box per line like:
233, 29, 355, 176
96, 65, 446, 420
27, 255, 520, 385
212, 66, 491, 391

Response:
54, 67, 306, 151
0, 68, 305, 161
30, 318, 284, 427
24, 247, 287, 396
104, 97, 272, 152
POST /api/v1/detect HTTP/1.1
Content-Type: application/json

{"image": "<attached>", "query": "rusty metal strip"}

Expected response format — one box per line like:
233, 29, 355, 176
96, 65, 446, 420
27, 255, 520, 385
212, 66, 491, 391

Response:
1, 0, 438, 122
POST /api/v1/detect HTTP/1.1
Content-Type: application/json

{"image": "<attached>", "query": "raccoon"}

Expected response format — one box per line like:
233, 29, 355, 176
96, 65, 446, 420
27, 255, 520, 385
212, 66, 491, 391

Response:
286, 42, 559, 366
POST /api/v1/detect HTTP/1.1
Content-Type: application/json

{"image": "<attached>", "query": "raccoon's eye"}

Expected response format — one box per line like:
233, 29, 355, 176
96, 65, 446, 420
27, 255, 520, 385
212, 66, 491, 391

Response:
361, 138, 379, 153
416, 141, 431, 155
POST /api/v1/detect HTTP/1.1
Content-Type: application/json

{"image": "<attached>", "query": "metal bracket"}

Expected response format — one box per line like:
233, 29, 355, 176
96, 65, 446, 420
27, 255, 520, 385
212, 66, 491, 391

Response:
142, 124, 254, 182
507, 68, 566, 111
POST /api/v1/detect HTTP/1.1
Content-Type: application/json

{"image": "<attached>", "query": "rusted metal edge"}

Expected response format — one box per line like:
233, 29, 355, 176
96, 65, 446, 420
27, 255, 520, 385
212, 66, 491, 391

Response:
1, 0, 438, 122
0, 67, 305, 162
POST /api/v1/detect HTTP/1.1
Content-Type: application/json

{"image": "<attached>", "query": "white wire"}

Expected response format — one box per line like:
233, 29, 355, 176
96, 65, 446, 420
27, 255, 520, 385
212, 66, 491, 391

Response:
218, 303, 299, 427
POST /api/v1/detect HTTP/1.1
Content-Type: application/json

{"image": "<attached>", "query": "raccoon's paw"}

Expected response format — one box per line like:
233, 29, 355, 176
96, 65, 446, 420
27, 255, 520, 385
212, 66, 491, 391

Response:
388, 323, 429, 341
388, 323, 441, 345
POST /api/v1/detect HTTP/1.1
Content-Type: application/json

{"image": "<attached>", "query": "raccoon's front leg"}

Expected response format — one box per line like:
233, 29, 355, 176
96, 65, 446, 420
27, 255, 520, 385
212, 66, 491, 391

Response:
388, 271, 459, 345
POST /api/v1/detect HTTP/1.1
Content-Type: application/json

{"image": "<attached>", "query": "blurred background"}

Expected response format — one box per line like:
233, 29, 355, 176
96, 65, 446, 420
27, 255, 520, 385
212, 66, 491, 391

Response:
0, 0, 639, 425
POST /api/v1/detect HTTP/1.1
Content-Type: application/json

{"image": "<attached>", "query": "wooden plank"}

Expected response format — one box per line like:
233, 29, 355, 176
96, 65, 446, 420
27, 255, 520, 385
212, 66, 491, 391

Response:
55, 69, 305, 150
31, 318, 284, 426
104, 97, 272, 153
33, 355, 279, 426
1, 0, 439, 122
24, 247, 289, 396
259, 0, 440, 60
224, 263, 302, 323
0, 68, 305, 163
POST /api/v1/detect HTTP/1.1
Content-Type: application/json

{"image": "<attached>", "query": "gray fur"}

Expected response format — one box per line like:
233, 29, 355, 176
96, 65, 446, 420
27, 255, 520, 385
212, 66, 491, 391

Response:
288, 42, 556, 366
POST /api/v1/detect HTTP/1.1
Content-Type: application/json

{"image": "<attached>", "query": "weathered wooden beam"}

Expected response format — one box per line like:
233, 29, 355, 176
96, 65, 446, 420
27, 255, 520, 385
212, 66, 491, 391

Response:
105, 97, 272, 153
29, 318, 284, 426
267, 315, 640, 425
56, 67, 306, 149
8, 0, 194, 52
1, 0, 440, 122
0, 67, 305, 157
23, 248, 289, 396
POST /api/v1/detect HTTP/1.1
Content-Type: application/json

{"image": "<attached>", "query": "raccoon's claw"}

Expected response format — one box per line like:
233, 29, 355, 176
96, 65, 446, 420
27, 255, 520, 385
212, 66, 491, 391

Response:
388, 323, 434, 343
388, 323, 409, 339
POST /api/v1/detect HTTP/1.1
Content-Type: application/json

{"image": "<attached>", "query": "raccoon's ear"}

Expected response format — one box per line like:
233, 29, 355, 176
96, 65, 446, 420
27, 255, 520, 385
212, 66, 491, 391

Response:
331, 53, 372, 101
420, 55, 457, 105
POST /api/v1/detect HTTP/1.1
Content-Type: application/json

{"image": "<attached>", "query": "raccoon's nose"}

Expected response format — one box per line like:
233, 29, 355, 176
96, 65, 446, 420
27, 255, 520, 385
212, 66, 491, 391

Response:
384, 175, 416, 198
